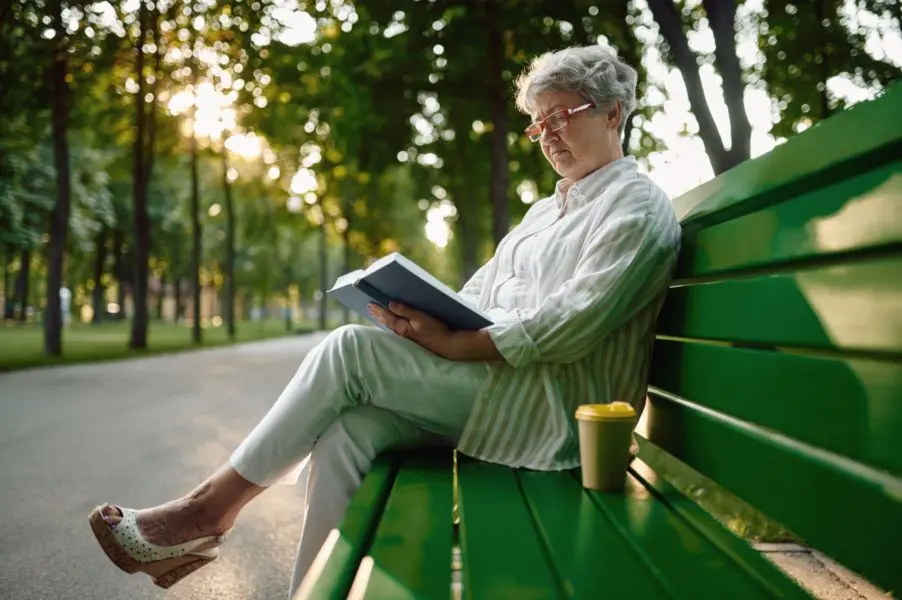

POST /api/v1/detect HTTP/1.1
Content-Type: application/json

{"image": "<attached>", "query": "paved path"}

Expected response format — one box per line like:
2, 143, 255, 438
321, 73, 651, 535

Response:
0, 333, 329, 600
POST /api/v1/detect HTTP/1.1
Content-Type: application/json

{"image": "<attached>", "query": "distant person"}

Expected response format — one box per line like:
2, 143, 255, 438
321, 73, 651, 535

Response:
88, 44, 681, 596
60, 287, 71, 327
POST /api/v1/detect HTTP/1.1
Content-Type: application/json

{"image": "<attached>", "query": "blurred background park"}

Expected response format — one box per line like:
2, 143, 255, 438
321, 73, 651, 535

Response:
1, 0, 900, 371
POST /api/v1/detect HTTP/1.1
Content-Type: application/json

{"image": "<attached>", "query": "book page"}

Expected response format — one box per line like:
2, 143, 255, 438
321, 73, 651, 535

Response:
331, 269, 364, 290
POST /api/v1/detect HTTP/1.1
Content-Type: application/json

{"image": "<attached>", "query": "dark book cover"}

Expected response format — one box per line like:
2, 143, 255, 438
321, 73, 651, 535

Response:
327, 253, 492, 331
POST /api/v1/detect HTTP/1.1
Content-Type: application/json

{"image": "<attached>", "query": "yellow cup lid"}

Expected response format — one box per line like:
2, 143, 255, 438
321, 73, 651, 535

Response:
575, 401, 637, 421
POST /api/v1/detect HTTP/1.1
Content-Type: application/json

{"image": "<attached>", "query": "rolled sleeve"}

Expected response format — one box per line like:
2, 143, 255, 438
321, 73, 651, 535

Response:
486, 311, 541, 368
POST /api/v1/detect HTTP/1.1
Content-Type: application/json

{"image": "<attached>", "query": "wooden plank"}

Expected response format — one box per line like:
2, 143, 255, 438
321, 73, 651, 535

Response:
672, 81, 902, 224
296, 455, 401, 600
352, 450, 454, 600
625, 459, 812, 600
515, 470, 673, 598
457, 459, 564, 600
675, 158, 902, 278
650, 340, 902, 475
658, 255, 902, 355
519, 469, 810, 599
642, 390, 902, 596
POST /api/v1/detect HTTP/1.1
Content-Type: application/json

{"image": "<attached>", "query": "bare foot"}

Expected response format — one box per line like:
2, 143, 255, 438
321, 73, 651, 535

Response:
99, 500, 227, 547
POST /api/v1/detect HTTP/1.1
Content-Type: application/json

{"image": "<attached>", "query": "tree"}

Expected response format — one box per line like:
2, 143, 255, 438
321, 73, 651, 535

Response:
0, 142, 56, 321
221, 141, 236, 339
129, 0, 162, 349
44, 0, 75, 356
647, 0, 752, 174
761, 0, 901, 138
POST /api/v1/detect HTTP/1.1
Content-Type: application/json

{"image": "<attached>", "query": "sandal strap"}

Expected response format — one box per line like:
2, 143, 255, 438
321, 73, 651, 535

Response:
110, 506, 225, 564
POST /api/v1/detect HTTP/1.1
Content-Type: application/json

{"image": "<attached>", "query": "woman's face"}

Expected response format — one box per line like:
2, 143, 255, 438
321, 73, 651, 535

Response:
531, 90, 622, 182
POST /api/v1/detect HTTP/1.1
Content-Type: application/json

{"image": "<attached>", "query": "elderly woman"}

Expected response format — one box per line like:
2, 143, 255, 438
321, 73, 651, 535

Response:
89, 43, 680, 595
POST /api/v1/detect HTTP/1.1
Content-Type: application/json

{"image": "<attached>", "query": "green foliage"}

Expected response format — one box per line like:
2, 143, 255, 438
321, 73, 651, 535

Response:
0, 139, 56, 250
1, 0, 899, 344
761, 0, 901, 138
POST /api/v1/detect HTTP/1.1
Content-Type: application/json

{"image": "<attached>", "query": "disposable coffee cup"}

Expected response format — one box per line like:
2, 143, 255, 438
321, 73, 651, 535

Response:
575, 402, 638, 492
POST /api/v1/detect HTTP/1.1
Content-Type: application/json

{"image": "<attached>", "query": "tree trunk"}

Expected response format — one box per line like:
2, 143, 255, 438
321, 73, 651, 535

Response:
112, 229, 127, 319
190, 39, 202, 344
15, 247, 30, 322
486, 0, 509, 247
156, 271, 165, 320
44, 0, 72, 356
702, 0, 751, 170
647, 0, 730, 174
3, 250, 14, 320
222, 147, 235, 340
174, 276, 183, 323
91, 226, 108, 324
318, 221, 327, 331
130, 0, 152, 350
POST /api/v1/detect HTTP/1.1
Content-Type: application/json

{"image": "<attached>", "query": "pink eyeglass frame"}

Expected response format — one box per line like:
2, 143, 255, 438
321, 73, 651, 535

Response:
525, 102, 597, 141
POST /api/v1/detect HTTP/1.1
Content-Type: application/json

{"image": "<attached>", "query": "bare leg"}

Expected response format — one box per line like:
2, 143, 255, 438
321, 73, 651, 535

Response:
100, 464, 265, 546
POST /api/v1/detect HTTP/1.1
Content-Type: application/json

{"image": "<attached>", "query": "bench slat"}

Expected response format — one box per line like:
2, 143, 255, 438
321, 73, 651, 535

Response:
516, 469, 673, 598
651, 340, 902, 475
641, 391, 902, 596
587, 471, 811, 599
354, 451, 453, 599
625, 460, 812, 599
672, 82, 902, 225
658, 255, 902, 355
674, 158, 902, 279
519, 469, 809, 598
457, 459, 564, 599
295, 455, 400, 600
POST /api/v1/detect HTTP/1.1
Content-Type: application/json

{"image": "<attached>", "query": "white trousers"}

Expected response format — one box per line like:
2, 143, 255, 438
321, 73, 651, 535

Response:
228, 325, 490, 597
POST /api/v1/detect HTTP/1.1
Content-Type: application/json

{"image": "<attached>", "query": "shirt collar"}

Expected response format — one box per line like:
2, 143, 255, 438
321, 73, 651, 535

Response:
554, 156, 637, 212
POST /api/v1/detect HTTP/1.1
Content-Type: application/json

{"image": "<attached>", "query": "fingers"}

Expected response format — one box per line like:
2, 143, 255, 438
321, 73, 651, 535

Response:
368, 303, 411, 337
387, 301, 413, 318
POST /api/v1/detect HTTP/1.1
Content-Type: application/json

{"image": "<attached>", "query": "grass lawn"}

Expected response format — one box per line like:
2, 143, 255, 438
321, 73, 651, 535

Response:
0, 319, 317, 372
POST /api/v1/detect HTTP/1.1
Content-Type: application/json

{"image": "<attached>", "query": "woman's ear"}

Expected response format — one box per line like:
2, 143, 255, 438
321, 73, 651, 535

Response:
607, 101, 623, 132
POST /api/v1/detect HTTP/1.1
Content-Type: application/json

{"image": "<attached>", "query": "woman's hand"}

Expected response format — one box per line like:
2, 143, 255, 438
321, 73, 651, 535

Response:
368, 301, 452, 356
368, 301, 503, 362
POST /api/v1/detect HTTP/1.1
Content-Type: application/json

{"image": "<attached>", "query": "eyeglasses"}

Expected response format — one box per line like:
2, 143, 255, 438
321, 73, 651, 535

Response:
525, 102, 596, 142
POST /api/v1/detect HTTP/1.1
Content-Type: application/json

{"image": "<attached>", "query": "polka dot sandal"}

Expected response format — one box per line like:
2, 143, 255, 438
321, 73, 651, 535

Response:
88, 504, 227, 589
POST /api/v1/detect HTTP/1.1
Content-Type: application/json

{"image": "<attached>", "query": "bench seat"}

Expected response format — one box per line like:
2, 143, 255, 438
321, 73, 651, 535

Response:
296, 449, 814, 599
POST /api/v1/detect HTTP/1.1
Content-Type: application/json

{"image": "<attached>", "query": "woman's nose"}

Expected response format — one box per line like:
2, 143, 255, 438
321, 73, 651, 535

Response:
541, 126, 559, 144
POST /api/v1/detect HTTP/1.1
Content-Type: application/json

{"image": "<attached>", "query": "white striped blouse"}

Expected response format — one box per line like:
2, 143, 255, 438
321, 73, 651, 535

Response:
455, 156, 681, 470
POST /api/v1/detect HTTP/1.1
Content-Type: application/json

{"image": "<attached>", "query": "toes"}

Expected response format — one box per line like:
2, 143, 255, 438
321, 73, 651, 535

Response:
100, 504, 123, 527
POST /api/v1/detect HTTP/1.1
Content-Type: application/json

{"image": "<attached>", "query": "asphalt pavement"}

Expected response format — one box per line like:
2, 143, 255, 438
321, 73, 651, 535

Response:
0, 332, 330, 600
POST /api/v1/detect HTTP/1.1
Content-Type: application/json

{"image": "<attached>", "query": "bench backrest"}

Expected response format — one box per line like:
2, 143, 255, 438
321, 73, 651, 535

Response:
643, 82, 902, 596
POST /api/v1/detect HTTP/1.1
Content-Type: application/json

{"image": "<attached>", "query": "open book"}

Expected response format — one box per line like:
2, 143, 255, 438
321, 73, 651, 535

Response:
327, 253, 492, 331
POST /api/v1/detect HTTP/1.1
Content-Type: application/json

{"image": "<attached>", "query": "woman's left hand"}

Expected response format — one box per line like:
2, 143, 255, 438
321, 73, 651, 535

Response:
368, 301, 503, 362
368, 302, 453, 357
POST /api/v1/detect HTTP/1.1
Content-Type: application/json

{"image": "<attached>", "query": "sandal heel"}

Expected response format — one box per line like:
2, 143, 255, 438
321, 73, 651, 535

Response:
153, 556, 216, 589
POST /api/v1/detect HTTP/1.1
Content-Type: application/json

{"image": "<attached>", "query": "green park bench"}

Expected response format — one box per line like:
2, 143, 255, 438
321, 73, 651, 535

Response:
294, 82, 902, 599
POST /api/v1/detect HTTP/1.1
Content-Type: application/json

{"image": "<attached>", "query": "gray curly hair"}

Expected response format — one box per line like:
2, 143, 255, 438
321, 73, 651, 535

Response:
515, 45, 638, 137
